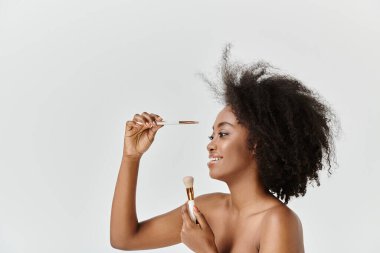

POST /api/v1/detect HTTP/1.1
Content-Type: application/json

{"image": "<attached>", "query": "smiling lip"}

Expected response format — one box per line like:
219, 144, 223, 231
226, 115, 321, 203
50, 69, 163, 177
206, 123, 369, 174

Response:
207, 155, 223, 168
208, 154, 223, 159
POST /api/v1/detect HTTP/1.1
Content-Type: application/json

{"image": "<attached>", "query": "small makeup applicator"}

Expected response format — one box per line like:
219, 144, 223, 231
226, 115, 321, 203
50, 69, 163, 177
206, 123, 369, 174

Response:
136, 120, 198, 126
157, 121, 198, 125
183, 176, 197, 223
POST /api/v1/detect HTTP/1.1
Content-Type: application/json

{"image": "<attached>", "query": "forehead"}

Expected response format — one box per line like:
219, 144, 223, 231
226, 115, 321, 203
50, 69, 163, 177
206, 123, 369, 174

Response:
213, 106, 238, 127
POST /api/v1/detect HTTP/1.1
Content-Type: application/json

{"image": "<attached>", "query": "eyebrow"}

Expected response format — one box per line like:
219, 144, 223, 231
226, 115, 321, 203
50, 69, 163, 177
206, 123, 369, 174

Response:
212, 121, 234, 130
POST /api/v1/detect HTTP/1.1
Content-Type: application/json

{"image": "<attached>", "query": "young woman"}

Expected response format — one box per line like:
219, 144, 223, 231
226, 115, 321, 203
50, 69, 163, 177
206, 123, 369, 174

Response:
110, 50, 336, 253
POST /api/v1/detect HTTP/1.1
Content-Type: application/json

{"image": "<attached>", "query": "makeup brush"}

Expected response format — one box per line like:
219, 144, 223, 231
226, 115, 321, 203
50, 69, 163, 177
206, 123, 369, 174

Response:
157, 121, 198, 125
183, 176, 197, 223
135, 121, 199, 126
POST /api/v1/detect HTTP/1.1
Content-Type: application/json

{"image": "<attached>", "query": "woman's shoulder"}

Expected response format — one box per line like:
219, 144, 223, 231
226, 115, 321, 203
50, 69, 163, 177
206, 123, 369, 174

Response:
261, 204, 302, 227
258, 204, 304, 250
195, 192, 229, 202
194, 192, 229, 209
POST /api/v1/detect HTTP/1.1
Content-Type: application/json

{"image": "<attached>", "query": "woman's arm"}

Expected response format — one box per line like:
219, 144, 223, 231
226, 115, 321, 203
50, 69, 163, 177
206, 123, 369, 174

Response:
110, 156, 183, 250
110, 112, 182, 250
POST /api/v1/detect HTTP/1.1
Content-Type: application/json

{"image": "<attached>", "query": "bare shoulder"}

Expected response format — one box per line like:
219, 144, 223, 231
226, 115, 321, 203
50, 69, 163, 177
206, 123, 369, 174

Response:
194, 192, 228, 210
195, 192, 228, 201
262, 204, 302, 228
259, 205, 304, 253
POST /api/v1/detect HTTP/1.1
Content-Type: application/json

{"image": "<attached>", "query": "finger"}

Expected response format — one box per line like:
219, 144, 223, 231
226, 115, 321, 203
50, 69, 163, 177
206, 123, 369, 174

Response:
150, 121, 164, 132
125, 121, 141, 135
141, 112, 156, 127
124, 120, 142, 137
149, 125, 163, 136
148, 113, 164, 133
149, 113, 162, 119
181, 204, 195, 227
193, 206, 211, 230
149, 113, 163, 125
147, 121, 163, 140
133, 114, 149, 127
130, 117, 149, 133
126, 120, 136, 130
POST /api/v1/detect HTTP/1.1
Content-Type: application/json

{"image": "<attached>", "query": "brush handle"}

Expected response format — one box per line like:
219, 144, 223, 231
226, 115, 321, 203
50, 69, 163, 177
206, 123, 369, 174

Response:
157, 121, 198, 125
187, 200, 197, 223
156, 121, 182, 125
135, 121, 198, 126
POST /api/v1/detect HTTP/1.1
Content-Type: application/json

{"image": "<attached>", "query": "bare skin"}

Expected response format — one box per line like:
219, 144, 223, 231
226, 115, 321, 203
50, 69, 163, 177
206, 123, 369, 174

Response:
110, 107, 304, 252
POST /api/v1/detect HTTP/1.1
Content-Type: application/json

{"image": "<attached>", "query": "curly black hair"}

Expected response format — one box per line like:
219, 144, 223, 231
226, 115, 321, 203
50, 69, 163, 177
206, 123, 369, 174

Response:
204, 45, 338, 204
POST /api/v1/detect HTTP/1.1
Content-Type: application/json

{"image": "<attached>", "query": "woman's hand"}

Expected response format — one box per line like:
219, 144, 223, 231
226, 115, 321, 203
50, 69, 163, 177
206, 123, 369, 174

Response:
181, 203, 218, 253
123, 112, 163, 159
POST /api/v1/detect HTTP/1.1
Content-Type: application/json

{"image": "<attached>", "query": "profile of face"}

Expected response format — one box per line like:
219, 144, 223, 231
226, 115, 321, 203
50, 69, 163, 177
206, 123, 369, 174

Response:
207, 106, 256, 182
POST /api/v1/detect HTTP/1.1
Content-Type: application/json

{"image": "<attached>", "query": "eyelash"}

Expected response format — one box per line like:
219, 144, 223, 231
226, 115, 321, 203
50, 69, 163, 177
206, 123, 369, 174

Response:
208, 132, 229, 140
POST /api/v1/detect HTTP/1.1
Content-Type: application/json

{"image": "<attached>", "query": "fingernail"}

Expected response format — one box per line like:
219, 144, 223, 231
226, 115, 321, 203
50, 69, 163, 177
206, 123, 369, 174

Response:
193, 206, 198, 212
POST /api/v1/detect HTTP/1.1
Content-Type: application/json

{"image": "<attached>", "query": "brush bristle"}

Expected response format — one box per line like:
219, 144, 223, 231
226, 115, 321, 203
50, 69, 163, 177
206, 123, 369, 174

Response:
179, 121, 199, 124
183, 176, 194, 188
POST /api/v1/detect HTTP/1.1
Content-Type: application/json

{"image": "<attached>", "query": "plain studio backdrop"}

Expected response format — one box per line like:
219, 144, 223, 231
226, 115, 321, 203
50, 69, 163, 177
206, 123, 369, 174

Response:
0, 0, 379, 252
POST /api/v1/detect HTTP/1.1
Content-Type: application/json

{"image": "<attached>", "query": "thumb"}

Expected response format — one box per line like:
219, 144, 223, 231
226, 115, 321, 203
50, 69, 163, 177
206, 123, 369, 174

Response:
147, 124, 163, 140
193, 206, 211, 231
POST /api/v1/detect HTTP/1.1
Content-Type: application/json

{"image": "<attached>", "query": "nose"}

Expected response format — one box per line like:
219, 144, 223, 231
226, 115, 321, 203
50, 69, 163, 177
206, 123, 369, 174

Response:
207, 140, 216, 152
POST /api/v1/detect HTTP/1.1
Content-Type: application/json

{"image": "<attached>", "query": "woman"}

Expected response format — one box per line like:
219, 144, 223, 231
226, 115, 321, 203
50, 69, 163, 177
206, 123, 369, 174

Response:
110, 49, 336, 252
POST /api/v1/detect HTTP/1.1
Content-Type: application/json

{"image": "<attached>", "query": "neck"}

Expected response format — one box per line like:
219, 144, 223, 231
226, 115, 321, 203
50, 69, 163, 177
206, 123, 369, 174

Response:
225, 166, 276, 216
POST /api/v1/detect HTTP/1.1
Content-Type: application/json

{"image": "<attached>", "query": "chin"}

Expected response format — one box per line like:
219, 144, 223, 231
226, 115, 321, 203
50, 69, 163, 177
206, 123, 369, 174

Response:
209, 169, 228, 182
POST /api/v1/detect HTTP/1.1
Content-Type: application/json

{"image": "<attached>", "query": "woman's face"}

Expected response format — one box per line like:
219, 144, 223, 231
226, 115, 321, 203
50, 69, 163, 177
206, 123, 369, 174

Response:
207, 106, 255, 181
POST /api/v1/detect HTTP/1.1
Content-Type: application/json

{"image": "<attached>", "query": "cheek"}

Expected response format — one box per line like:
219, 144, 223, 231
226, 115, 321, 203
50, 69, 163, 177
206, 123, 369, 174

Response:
224, 140, 252, 167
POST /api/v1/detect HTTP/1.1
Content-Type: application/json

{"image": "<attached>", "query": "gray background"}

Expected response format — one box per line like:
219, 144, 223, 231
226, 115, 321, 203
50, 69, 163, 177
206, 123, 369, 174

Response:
1, 0, 379, 252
